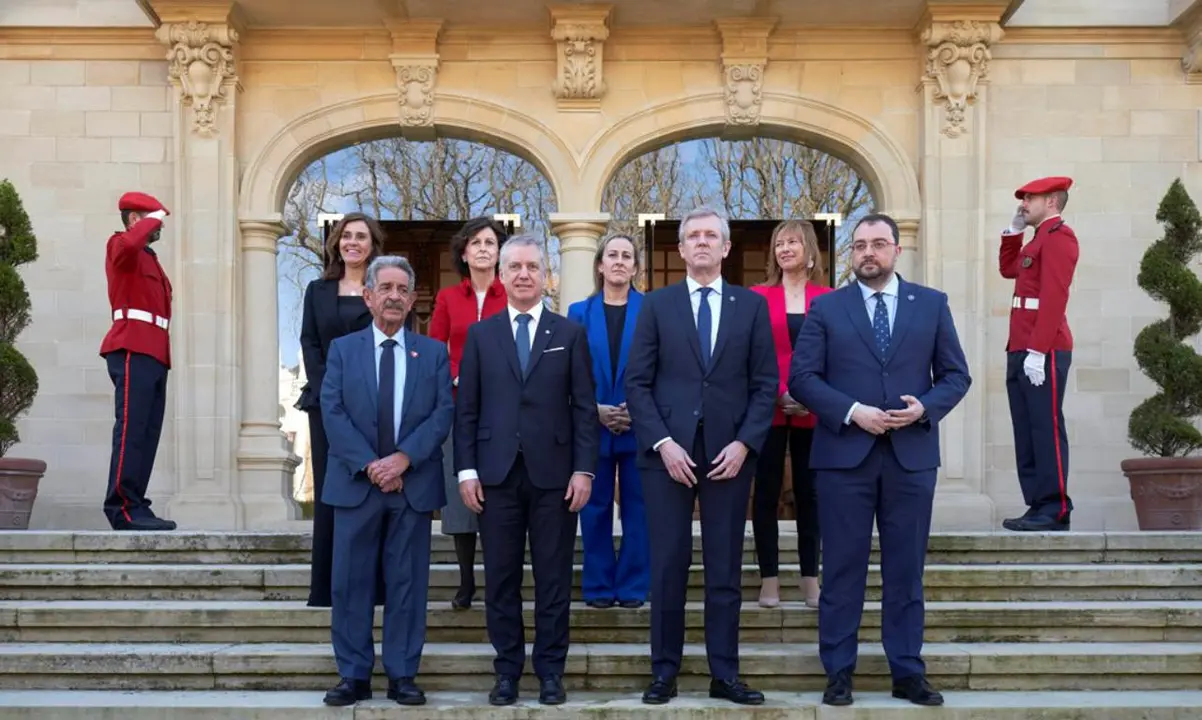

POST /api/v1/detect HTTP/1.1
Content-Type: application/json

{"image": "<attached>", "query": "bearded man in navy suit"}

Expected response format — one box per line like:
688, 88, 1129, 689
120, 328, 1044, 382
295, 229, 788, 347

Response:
789, 213, 971, 707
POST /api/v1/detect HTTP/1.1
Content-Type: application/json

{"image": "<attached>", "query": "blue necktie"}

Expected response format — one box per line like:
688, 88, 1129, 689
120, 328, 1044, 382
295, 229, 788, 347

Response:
377, 339, 397, 457
872, 291, 891, 355
697, 287, 713, 367
515, 313, 532, 376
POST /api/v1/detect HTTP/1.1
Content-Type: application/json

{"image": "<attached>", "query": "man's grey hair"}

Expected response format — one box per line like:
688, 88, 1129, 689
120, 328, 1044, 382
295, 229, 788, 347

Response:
499, 233, 544, 268
678, 205, 731, 244
365, 254, 416, 291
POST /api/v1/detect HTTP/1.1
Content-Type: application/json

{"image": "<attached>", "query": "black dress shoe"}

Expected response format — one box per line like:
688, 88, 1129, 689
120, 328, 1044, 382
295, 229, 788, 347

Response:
1007, 515, 1070, 532
387, 676, 426, 706
539, 674, 566, 705
822, 671, 853, 706
116, 516, 177, 531
489, 675, 518, 706
642, 676, 677, 704
585, 598, 615, 609
1001, 509, 1032, 530
709, 677, 765, 705
619, 599, 645, 609
892, 674, 944, 706
323, 677, 371, 706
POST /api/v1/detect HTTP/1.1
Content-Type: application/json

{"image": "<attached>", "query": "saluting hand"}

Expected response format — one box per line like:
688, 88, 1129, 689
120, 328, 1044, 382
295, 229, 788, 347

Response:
564, 472, 592, 512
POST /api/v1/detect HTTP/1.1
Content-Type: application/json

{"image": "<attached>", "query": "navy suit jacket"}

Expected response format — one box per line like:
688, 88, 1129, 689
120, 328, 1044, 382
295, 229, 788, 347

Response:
453, 307, 600, 490
787, 277, 971, 472
566, 290, 643, 458
624, 279, 778, 470
319, 325, 455, 512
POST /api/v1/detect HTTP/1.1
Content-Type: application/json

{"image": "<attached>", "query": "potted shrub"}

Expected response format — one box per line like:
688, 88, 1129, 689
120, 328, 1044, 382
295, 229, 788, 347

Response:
0, 179, 45, 530
1121, 178, 1202, 530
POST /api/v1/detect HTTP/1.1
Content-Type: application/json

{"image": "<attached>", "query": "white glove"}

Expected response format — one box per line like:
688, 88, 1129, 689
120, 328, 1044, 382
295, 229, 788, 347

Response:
1024, 350, 1045, 386
1006, 204, 1025, 235
146, 210, 167, 221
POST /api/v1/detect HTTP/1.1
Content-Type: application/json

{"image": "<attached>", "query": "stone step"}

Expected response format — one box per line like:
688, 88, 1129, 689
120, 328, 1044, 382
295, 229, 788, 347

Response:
2, 530, 1199, 565
0, 641, 1199, 692
2, 562, 1200, 602
3, 600, 1200, 644
0, 689, 1200, 719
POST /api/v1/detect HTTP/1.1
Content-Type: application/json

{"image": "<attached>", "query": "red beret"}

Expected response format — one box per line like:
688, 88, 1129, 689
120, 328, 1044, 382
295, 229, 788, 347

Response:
1015, 176, 1073, 199
117, 192, 168, 215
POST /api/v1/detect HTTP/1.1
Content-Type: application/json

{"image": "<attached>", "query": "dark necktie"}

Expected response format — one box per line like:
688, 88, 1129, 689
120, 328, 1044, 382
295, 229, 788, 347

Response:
697, 286, 713, 367
872, 291, 891, 355
515, 313, 532, 376
377, 339, 397, 457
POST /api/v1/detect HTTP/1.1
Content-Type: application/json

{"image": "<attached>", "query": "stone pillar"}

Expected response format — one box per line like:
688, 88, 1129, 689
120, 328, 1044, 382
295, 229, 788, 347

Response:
550, 213, 610, 312
895, 215, 922, 284
236, 216, 301, 526
917, 2, 1006, 530
154, 3, 247, 528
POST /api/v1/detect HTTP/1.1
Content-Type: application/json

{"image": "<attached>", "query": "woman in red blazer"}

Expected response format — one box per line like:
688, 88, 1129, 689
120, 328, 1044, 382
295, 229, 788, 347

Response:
428, 216, 509, 610
750, 219, 834, 609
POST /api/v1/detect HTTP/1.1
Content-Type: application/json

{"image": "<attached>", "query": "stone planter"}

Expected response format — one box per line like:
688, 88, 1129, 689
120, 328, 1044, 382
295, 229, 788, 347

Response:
1120, 456, 1202, 531
0, 457, 46, 530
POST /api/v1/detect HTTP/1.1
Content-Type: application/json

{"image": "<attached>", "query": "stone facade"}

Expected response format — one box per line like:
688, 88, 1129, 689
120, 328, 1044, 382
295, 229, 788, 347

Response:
1, 0, 1200, 531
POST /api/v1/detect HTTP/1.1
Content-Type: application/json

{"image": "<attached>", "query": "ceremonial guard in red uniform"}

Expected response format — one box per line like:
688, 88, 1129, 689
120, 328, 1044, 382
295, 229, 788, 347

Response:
998, 176, 1078, 532
99, 192, 177, 531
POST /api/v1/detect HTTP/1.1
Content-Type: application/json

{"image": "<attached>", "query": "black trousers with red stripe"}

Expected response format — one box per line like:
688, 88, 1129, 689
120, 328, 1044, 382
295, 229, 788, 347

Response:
1005, 349, 1072, 521
104, 350, 168, 528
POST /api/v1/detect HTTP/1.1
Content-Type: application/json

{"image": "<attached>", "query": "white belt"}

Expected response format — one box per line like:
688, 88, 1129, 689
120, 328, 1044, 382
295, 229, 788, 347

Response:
113, 309, 170, 329
1012, 297, 1039, 310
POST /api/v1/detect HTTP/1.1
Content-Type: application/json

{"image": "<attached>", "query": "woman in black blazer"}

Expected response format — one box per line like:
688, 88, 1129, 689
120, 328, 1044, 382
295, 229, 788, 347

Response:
297, 212, 386, 608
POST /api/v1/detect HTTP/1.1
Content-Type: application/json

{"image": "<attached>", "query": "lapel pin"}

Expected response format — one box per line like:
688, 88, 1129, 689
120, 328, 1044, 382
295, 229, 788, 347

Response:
410, 350, 418, 357
545, 329, 550, 334
907, 294, 915, 301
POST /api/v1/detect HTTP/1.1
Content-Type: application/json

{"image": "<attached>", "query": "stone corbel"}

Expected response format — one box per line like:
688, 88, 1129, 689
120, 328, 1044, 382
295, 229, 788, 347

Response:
386, 19, 444, 139
154, 19, 239, 137
920, 19, 1003, 138
548, 4, 612, 111
1178, 3, 1202, 84
714, 18, 778, 129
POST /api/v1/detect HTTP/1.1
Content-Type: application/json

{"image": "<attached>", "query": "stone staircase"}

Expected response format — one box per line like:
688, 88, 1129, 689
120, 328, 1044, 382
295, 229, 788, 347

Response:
0, 528, 1201, 718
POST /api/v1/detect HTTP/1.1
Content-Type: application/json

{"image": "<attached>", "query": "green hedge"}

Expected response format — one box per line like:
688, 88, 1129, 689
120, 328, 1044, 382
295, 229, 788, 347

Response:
0, 180, 38, 457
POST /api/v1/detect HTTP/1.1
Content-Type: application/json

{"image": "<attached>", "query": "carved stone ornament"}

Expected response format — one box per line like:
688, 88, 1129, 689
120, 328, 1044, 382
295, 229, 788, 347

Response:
921, 20, 1003, 138
723, 62, 764, 126
391, 58, 438, 128
1184, 26, 1202, 84
550, 20, 609, 110
155, 20, 238, 138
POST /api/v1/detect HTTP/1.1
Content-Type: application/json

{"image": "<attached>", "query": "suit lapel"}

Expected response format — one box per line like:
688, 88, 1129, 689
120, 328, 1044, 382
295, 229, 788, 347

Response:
588, 295, 614, 393
399, 330, 420, 427
523, 308, 556, 379
842, 283, 884, 363
614, 290, 641, 388
708, 282, 737, 372
674, 282, 703, 367
358, 328, 378, 413
883, 278, 914, 365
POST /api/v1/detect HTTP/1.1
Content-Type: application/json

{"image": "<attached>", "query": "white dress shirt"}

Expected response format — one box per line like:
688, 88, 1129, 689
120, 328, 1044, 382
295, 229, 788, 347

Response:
457, 302, 544, 484
844, 274, 899, 424
651, 276, 723, 452
372, 323, 406, 445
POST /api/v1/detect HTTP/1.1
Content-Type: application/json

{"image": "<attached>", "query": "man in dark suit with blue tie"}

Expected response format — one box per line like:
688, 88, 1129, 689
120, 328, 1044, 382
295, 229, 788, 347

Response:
789, 213, 971, 707
625, 206, 778, 706
319, 255, 454, 707
454, 234, 599, 707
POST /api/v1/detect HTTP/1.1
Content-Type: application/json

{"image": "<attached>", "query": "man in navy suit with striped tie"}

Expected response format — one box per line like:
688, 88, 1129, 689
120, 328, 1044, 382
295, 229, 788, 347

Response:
789, 213, 971, 707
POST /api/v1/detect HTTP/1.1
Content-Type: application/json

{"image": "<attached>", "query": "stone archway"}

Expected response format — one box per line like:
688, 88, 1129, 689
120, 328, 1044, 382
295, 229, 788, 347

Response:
234, 93, 575, 525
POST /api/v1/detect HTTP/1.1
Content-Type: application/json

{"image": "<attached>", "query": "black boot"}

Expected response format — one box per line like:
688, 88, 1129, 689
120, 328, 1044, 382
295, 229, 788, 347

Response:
451, 533, 476, 609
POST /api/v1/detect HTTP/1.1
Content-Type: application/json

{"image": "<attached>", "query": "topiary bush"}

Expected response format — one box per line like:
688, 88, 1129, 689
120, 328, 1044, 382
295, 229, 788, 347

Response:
1129, 178, 1202, 458
0, 179, 39, 457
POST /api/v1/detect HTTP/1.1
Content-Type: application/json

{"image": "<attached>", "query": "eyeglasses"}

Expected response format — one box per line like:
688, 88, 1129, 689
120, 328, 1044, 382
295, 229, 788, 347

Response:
850, 239, 894, 253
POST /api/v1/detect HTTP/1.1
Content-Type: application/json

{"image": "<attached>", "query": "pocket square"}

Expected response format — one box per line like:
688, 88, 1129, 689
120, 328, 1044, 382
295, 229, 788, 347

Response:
543, 346, 566, 353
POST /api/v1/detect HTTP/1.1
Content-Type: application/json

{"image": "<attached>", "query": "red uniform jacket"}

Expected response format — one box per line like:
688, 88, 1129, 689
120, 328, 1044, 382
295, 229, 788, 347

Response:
751, 281, 834, 428
99, 217, 173, 368
428, 276, 507, 382
999, 216, 1078, 354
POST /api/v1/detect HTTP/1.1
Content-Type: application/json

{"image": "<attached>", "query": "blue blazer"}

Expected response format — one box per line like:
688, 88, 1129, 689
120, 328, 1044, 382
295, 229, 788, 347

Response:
787, 277, 971, 473
566, 291, 643, 457
320, 325, 455, 513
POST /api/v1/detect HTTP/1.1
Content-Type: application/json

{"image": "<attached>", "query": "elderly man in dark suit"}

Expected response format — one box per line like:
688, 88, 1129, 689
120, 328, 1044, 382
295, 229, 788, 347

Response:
625, 205, 779, 707
789, 213, 971, 707
319, 255, 454, 708
454, 233, 599, 707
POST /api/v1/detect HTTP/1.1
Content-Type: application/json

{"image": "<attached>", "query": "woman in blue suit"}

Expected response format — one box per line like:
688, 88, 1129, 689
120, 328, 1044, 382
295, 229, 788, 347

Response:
566, 233, 649, 609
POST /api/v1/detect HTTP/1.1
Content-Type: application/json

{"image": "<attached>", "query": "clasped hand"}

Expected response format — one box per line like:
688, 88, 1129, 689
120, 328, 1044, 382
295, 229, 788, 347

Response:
851, 395, 925, 435
598, 403, 631, 434
366, 452, 410, 493
658, 439, 748, 487
779, 392, 809, 417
